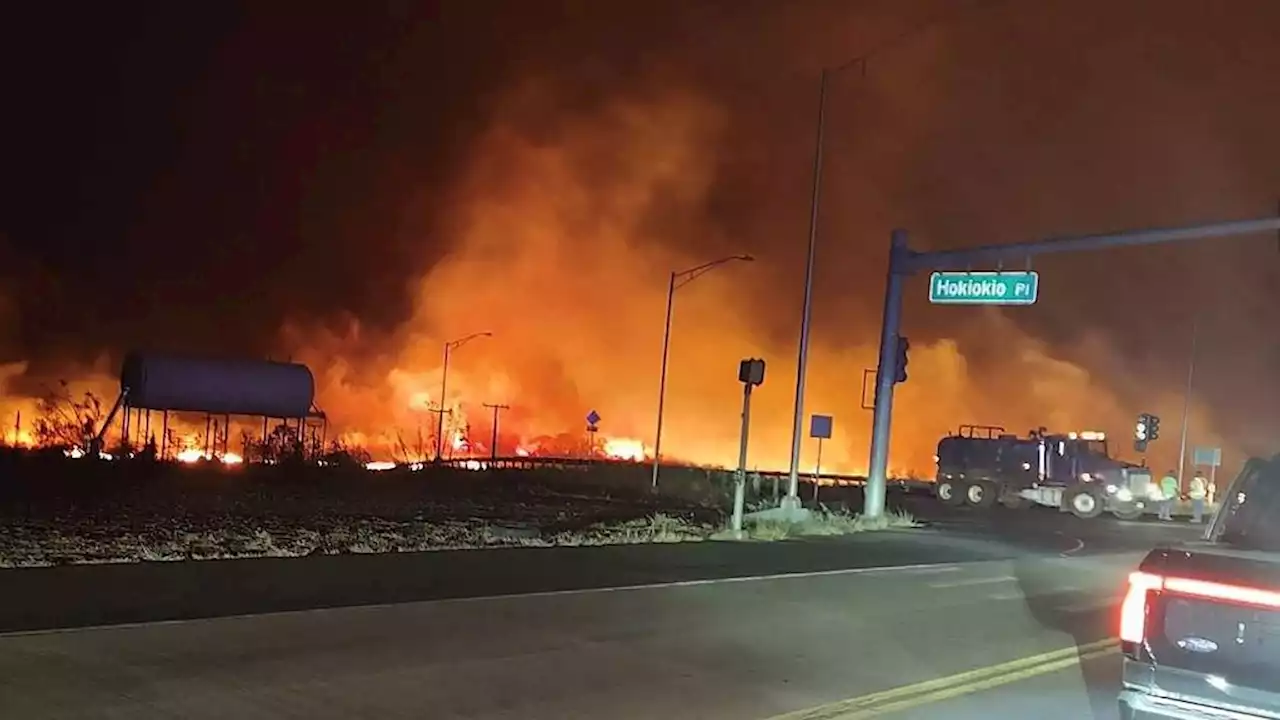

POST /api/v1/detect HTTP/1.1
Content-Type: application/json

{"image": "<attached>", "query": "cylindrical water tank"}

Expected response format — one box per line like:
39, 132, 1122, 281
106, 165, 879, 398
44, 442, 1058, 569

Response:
120, 352, 316, 418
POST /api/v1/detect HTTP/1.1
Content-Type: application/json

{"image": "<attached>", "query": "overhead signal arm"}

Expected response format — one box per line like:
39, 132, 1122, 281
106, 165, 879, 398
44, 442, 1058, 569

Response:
862, 214, 1280, 522
903, 217, 1280, 274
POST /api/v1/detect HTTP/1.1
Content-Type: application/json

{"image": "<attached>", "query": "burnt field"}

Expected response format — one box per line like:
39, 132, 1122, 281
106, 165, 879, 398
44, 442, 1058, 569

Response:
0, 451, 752, 566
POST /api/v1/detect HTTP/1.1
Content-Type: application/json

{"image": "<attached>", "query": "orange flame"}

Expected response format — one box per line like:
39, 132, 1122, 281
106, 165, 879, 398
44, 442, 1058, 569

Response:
0, 80, 1235, 478
603, 437, 646, 462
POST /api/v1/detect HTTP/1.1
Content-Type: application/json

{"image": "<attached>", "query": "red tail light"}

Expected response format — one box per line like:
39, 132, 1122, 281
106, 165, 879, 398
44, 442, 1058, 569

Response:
1164, 576, 1280, 609
1120, 570, 1280, 644
1120, 571, 1164, 643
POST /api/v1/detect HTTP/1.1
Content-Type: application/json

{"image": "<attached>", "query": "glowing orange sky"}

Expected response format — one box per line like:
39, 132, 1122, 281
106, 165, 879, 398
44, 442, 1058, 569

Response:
5, 1, 1272, 480
279, 79, 1224, 476
0, 77, 1231, 477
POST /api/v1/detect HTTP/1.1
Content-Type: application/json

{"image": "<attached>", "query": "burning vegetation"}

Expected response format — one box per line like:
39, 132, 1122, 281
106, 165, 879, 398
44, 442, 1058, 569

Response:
0, 76, 1237, 478
0, 379, 653, 471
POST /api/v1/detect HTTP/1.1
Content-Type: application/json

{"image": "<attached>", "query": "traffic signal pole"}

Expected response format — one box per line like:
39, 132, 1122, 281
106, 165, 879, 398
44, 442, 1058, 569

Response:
863, 215, 1280, 521
865, 229, 910, 521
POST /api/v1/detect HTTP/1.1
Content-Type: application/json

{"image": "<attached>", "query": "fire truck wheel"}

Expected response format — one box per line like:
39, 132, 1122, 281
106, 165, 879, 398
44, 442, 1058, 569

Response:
935, 479, 964, 505
1064, 486, 1104, 519
964, 480, 998, 509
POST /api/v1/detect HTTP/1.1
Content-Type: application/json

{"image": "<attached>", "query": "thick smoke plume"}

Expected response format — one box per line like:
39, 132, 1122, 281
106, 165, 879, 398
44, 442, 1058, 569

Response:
282, 76, 1222, 475
5, 0, 1267, 478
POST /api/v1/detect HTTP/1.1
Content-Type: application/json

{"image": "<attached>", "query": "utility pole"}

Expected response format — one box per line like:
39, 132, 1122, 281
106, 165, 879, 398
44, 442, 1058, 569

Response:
864, 215, 1280, 521
482, 403, 509, 460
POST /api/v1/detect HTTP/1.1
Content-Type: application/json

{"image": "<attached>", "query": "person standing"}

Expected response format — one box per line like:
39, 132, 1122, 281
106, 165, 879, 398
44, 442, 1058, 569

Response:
1189, 471, 1209, 523
1159, 470, 1179, 521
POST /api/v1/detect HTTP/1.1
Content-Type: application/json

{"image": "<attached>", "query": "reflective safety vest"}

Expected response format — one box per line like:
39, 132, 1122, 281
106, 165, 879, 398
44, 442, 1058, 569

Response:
1160, 475, 1179, 499
1189, 476, 1208, 499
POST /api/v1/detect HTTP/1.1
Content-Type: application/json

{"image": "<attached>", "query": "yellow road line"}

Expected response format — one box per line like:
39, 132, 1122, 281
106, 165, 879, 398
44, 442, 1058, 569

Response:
765, 638, 1119, 720
837, 645, 1117, 718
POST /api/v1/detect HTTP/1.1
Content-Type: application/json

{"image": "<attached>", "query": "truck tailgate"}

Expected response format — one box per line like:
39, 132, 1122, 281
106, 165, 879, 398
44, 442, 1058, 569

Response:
1139, 546, 1280, 713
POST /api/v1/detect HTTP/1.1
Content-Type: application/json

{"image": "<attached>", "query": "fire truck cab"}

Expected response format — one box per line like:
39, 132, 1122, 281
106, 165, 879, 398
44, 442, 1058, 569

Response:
934, 424, 1156, 520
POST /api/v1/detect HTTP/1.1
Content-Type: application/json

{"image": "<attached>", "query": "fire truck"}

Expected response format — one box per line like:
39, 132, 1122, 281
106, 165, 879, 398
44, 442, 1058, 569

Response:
933, 425, 1157, 520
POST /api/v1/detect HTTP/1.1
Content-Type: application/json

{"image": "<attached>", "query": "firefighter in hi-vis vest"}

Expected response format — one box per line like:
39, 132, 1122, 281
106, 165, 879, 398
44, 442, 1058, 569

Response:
1159, 470, 1179, 521
1189, 471, 1209, 524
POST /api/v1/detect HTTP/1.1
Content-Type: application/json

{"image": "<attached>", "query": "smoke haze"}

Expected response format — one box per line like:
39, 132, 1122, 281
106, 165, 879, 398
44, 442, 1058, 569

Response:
1, 0, 1276, 474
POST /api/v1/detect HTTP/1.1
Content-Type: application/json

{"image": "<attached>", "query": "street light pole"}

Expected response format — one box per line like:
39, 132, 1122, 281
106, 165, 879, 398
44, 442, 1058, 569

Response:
784, 69, 829, 506
783, 0, 994, 509
784, 59, 865, 507
436, 344, 450, 461
434, 331, 492, 462
1176, 313, 1199, 490
650, 254, 754, 490
651, 272, 677, 489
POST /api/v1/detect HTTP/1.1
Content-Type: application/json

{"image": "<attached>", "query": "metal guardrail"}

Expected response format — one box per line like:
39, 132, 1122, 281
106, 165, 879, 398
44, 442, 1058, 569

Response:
432, 456, 933, 489
1, 445, 936, 490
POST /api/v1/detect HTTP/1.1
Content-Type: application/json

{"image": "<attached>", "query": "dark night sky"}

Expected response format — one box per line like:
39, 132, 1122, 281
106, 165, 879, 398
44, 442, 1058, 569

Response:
4, 3, 480, 356
3, 0, 1280, 466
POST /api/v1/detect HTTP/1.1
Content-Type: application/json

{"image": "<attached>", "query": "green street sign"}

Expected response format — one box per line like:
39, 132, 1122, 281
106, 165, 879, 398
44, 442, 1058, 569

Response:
928, 271, 1039, 306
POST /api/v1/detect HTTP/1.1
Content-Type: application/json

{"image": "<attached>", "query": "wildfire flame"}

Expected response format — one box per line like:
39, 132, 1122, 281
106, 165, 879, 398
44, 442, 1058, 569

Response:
7, 428, 34, 447
0, 76, 1238, 478
173, 448, 244, 465
602, 437, 646, 462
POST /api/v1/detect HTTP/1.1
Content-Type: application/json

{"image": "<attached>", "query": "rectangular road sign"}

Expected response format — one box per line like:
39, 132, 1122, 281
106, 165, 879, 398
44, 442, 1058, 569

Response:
929, 271, 1039, 305
1193, 447, 1222, 467
809, 414, 833, 440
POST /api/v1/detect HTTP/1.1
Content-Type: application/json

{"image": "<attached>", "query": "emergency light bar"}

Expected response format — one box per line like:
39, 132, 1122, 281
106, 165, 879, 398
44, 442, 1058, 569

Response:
1067, 431, 1106, 440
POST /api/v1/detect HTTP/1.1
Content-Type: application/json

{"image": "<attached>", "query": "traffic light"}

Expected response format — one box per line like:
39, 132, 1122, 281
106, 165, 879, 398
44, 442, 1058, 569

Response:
738, 358, 766, 386
1149, 414, 1161, 441
893, 336, 910, 384
1134, 413, 1150, 453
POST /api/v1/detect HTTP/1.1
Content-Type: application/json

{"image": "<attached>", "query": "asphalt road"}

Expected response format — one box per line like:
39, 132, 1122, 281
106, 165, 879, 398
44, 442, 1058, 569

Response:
0, 500, 1202, 634
0, 528, 1023, 633
903, 495, 1212, 555
0, 500, 1206, 719
892, 650, 1124, 719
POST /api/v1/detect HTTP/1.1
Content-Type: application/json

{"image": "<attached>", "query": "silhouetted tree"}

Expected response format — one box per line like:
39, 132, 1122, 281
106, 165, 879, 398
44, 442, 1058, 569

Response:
32, 382, 104, 451
320, 440, 372, 468
242, 422, 305, 464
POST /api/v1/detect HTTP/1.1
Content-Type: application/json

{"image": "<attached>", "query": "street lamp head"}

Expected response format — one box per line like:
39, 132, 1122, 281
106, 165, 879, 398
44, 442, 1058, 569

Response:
736, 254, 755, 262
447, 331, 493, 349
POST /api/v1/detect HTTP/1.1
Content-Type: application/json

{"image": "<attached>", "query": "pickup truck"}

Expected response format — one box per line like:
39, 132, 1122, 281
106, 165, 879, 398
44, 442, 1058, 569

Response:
1119, 455, 1280, 719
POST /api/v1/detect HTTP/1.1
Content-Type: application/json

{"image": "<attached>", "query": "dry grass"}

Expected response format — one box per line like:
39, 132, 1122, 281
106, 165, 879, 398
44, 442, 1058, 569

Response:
0, 455, 738, 567
0, 513, 724, 568
0, 454, 927, 567
722, 506, 921, 541
547, 513, 715, 546
0, 506, 925, 567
